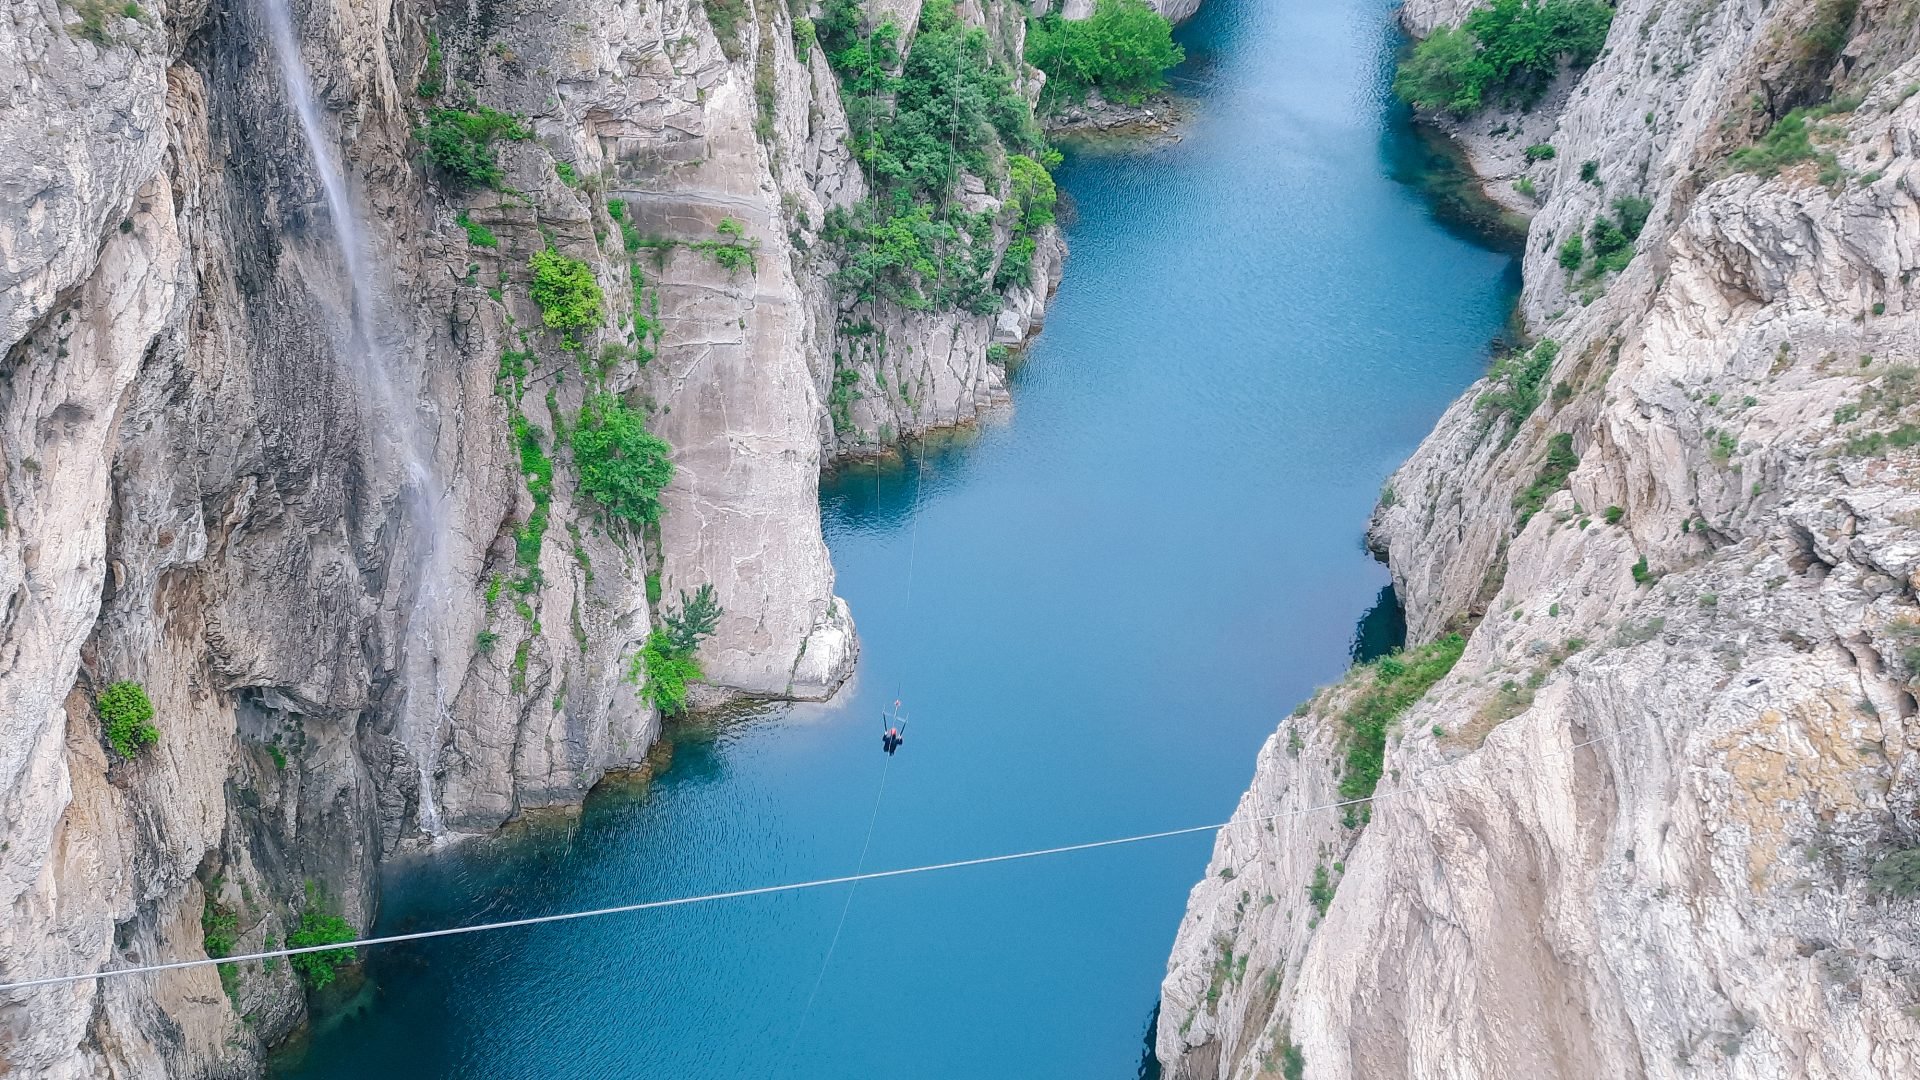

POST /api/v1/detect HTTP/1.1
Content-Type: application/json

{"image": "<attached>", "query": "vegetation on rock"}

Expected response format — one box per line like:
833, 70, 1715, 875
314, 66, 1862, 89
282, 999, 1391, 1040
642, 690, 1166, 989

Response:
820, 0, 1049, 313
1393, 0, 1614, 115
630, 585, 723, 715
98, 680, 158, 758
570, 392, 673, 529
417, 106, 529, 190
1025, 0, 1185, 105
1335, 633, 1468, 807
529, 249, 604, 332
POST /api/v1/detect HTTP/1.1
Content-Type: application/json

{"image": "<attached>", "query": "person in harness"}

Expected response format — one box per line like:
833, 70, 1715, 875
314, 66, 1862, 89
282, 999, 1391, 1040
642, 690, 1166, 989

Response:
881, 699, 907, 755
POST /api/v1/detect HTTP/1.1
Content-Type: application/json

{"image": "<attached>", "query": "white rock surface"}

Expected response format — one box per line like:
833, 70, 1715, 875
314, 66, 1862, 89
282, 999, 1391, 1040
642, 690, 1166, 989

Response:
1159, 1, 1920, 1077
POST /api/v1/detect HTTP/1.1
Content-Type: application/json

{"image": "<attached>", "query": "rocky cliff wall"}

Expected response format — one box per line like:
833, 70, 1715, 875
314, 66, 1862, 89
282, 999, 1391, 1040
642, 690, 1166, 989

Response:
0, 0, 1067, 1073
1159, 0, 1920, 1076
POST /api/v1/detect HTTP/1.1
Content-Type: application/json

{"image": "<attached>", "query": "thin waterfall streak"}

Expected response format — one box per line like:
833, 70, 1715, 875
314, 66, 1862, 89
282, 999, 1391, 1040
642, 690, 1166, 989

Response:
261, 0, 450, 834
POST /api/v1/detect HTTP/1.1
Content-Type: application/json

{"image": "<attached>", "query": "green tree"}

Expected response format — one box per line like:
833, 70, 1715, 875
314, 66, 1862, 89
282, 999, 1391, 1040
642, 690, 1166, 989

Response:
1395, 0, 1614, 116
663, 584, 723, 656
1394, 26, 1485, 113
570, 393, 674, 528
1026, 0, 1185, 105
629, 586, 725, 715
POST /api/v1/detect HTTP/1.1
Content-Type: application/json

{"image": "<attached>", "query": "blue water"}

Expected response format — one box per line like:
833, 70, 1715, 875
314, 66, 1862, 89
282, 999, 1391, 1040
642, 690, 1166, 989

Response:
279, 1, 1514, 1075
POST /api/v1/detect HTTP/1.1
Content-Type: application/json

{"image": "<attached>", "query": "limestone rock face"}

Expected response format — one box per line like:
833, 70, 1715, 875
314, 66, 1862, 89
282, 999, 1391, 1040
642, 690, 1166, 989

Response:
0, 0, 1069, 1073
1159, 1, 1920, 1077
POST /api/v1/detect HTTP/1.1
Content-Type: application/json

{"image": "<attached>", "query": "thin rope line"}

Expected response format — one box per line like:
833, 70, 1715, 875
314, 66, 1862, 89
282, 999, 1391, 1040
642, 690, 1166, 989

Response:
893, 442, 928, 701
788, 752, 892, 1050
0, 711, 1653, 995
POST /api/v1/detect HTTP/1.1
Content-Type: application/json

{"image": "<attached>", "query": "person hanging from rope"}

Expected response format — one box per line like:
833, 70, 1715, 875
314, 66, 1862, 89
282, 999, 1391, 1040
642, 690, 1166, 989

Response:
881, 699, 907, 755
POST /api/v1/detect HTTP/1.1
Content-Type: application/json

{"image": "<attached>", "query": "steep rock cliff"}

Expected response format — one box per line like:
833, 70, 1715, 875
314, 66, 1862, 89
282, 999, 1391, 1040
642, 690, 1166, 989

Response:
1160, 1, 1920, 1076
0, 0, 1064, 1073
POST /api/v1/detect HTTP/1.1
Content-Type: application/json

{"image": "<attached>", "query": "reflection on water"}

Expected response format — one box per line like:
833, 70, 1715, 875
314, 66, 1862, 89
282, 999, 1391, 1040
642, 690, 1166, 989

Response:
281, 1, 1515, 1076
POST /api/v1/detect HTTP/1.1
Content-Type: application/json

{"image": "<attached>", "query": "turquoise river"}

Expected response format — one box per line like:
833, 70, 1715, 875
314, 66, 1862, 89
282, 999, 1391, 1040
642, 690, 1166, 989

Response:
282, 0, 1517, 1075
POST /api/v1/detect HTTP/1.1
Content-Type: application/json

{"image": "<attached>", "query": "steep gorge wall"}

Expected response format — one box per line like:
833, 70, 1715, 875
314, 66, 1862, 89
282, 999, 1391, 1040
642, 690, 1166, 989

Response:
0, 0, 1065, 1073
1160, 0, 1920, 1076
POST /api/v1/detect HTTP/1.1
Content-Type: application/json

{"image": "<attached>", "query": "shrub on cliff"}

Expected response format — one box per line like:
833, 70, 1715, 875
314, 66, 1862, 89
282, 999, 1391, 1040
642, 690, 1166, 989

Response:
1871, 849, 1920, 895
630, 585, 724, 715
818, 0, 1052, 313
1336, 633, 1467, 807
98, 680, 158, 759
288, 906, 357, 990
1477, 338, 1560, 435
570, 392, 673, 529
529, 249, 604, 333
1027, 0, 1185, 106
1394, 0, 1614, 115
417, 105, 529, 190
996, 153, 1059, 290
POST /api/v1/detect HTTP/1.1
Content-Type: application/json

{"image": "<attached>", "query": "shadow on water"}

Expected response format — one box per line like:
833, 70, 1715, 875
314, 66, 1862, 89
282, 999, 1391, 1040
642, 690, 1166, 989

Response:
1135, 1004, 1164, 1080
1349, 585, 1409, 663
1376, 43, 1529, 255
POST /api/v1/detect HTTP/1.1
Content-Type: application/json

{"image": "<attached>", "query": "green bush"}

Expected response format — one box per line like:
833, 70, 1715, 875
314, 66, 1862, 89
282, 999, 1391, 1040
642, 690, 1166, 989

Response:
1603, 504, 1624, 524
1524, 142, 1557, 161
287, 905, 357, 990
571, 393, 673, 529
1395, 0, 1613, 115
1729, 107, 1842, 178
1611, 195, 1652, 239
1870, 849, 1920, 895
417, 106, 529, 189
1478, 338, 1560, 432
995, 154, 1059, 289
202, 892, 239, 959
417, 32, 443, 98
98, 681, 158, 758
629, 585, 724, 715
1336, 634, 1467, 803
1026, 0, 1185, 105
528, 249, 603, 332
1307, 864, 1334, 915
1557, 231, 1584, 271
690, 217, 758, 274
1512, 432, 1578, 526
511, 415, 553, 566
456, 211, 498, 249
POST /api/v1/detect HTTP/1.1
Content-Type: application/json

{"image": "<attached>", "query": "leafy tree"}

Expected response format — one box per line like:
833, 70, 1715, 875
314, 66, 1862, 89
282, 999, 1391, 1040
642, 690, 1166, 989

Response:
1394, 26, 1485, 113
570, 393, 673, 529
819, 0, 1051, 313
98, 681, 158, 758
1395, 0, 1614, 116
1557, 230, 1584, 271
528, 249, 604, 332
1026, 0, 1185, 105
417, 106, 529, 189
288, 909, 356, 989
1477, 338, 1560, 431
629, 585, 725, 715
663, 584, 722, 656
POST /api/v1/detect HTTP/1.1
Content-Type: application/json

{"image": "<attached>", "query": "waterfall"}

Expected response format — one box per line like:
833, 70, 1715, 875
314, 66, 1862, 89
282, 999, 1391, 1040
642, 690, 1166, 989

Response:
261, 0, 451, 837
